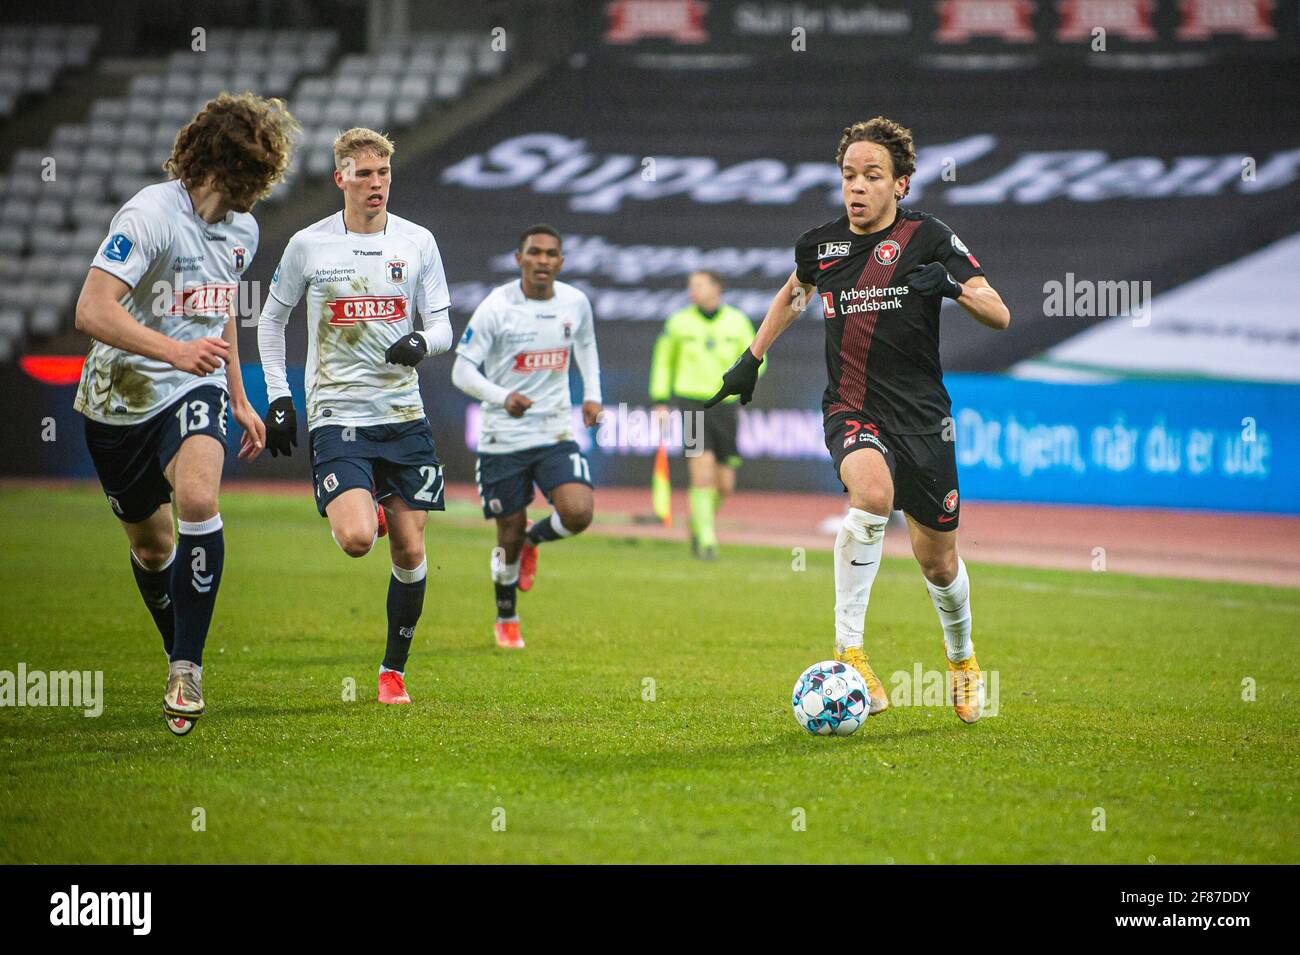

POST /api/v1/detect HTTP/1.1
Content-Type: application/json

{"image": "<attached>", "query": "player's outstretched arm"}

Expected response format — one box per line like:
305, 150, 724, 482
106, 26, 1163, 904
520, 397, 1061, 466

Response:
704, 270, 811, 407
75, 268, 229, 375
223, 307, 265, 461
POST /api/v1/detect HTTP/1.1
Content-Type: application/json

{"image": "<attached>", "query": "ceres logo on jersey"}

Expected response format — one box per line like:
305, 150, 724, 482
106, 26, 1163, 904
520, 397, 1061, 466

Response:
165, 284, 237, 316
327, 296, 409, 325
513, 349, 569, 372
874, 240, 901, 265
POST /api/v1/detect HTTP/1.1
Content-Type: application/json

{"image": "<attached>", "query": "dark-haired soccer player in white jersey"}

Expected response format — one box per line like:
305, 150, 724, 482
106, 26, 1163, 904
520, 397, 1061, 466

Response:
709, 118, 1011, 724
452, 225, 602, 649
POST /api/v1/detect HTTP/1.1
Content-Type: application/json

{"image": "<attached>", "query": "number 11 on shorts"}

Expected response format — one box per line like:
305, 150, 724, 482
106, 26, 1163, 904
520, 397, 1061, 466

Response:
569, 452, 590, 482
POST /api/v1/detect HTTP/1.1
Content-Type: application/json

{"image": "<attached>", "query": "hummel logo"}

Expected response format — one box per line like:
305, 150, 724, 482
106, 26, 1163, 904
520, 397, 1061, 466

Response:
274, 411, 286, 424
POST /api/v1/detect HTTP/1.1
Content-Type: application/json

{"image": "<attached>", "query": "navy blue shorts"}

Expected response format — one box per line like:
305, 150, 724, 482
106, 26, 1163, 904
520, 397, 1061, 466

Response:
475, 440, 592, 519
83, 384, 229, 524
309, 418, 445, 517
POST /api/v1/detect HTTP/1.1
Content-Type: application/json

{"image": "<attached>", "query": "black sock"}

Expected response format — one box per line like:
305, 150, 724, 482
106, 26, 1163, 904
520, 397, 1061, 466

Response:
170, 515, 224, 666
131, 549, 175, 655
494, 582, 518, 619
383, 563, 427, 673
527, 513, 566, 545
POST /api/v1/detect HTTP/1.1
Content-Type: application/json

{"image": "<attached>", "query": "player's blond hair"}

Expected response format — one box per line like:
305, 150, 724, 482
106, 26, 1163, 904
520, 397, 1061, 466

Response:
333, 127, 395, 173
835, 116, 917, 198
165, 92, 300, 211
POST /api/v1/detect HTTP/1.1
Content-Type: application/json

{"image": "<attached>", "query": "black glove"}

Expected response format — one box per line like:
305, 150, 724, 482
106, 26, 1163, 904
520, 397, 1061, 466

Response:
265, 396, 297, 458
704, 348, 763, 408
385, 332, 428, 367
905, 262, 964, 299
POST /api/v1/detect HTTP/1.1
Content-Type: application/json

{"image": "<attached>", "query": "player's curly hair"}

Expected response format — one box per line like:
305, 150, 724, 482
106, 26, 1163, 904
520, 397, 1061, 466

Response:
164, 92, 301, 212
835, 117, 917, 198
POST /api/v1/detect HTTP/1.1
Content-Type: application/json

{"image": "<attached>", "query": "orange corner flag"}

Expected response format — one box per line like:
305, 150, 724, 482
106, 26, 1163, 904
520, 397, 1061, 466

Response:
652, 442, 672, 527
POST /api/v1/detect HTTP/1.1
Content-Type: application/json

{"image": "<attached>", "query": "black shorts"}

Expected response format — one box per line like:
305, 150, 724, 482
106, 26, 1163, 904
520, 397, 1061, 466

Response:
475, 439, 592, 519
825, 411, 960, 532
83, 384, 229, 523
678, 398, 741, 467
309, 418, 445, 517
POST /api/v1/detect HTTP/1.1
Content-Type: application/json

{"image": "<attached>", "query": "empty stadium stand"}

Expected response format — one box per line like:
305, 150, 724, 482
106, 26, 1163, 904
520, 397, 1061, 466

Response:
0, 25, 510, 360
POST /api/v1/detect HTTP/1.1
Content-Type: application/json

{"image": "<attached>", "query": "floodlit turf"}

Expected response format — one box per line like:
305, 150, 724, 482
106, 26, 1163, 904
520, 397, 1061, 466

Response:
1, 486, 1297, 864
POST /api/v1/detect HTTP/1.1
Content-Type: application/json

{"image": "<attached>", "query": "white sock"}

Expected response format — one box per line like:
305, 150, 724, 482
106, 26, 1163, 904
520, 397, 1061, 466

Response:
548, 510, 573, 538
927, 557, 973, 662
833, 508, 889, 652
490, 552, 521, 586
392, 559, 427, 584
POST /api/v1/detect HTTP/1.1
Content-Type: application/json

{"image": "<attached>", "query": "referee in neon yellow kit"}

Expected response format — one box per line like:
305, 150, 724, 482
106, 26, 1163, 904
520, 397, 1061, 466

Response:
650, 270, 763, 560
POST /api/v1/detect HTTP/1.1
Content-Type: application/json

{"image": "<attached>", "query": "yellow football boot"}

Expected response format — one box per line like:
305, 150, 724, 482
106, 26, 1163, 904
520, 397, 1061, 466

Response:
835, 645, 890, 715
947, 653, 984, 724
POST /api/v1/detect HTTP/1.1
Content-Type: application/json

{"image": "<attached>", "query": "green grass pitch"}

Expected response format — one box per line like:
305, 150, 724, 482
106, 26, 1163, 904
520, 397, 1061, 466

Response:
1, 486, 1296, 863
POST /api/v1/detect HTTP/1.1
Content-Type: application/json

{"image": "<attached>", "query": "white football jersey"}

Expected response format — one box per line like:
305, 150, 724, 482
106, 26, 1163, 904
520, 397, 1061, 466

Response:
457, 279, 601, 454
267, 211, 450, 429
74, 180, 258, 424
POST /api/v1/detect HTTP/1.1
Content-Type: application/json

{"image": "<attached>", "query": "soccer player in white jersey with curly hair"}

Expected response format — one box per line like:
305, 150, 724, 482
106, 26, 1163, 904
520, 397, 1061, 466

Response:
74, 92, 297, 735
256, 128, 453, 705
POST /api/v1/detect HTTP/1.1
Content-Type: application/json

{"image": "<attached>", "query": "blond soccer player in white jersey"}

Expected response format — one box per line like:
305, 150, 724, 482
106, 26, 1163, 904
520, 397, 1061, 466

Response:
73, 93, 298, 735
256, 128, 453, 705
452, 225, 602, 650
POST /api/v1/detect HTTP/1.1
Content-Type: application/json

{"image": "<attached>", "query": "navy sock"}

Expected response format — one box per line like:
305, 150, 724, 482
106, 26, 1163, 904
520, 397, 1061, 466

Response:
130, 548, 175, 655
170, 515, 224, 666
383, 561, 427, 673
494, 582, 517, 619
527, 511, 571, 545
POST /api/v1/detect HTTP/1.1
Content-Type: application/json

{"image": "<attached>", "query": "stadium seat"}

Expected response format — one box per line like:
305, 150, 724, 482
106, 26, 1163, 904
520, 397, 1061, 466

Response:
28, 307, 62, 337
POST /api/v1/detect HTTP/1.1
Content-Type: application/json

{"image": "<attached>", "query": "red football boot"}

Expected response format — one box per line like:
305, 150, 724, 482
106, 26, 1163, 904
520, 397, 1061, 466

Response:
377, 670, 411, 704
494, 619, 525, 649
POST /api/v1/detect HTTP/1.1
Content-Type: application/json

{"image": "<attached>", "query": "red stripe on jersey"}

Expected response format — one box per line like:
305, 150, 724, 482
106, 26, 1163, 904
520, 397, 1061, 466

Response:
827, 218, 923, 418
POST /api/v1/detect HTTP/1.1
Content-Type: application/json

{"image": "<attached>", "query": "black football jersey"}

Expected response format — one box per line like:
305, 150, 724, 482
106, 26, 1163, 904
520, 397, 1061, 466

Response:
794, 209, 985, 434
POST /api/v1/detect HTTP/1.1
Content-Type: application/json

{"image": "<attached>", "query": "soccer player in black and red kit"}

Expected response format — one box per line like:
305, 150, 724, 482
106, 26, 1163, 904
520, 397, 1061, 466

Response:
708, 117, 1010, 723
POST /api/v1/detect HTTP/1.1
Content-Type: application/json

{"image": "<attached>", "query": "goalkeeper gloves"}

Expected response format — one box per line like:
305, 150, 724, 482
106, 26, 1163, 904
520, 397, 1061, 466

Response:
904, 262, 964, 299
385, 332, 427, 367
265, 396, 297, 458
704, 348, 763, 408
